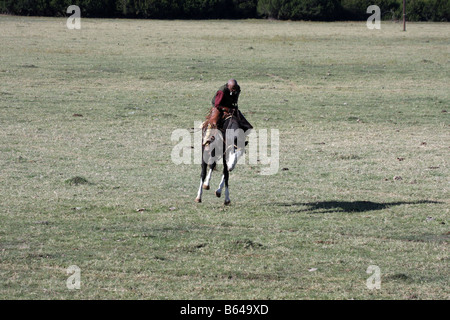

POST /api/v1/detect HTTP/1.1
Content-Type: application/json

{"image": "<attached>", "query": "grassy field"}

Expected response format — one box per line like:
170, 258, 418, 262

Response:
0, 15, 448, 300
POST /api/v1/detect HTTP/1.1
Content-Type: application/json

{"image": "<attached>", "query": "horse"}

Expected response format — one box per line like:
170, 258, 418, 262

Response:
195, 113, 249, 205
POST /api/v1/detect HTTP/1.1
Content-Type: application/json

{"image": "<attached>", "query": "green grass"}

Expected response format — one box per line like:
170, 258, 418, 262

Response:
0, 16, 449, 299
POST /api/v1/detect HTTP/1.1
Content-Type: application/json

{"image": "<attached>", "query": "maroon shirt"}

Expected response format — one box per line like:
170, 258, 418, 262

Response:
209, 84, 252, 131
214, 90, 226, 107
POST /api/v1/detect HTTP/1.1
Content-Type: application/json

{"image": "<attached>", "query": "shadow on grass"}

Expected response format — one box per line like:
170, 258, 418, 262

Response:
277, 200, 442, 214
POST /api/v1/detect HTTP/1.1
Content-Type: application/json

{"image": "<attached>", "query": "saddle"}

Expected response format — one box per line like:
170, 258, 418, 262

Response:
202, 106, 253, 147
202, 106, 253, 132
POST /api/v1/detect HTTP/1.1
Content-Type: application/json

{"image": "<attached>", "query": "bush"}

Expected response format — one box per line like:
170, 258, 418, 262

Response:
340, 0, 400, 20
257, 0, 341, 20
341, 0, 449, 21
401, 0, 450, 21
0, 0, 448, 21
232, 0, 258, 18
0, 0, 117, 17
181, 0, 229, 19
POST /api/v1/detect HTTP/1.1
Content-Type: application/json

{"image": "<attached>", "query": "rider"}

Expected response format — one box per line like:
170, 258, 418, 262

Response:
203, 79, 252, 146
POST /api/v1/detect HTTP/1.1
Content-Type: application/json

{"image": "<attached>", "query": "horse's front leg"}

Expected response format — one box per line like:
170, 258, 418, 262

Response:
202, 163, 215, 190
227, 145, 246, 172
195, 159, 208, 203
215, 174, 224, 198
223, 164, 230, 205
195, 178, 203, 203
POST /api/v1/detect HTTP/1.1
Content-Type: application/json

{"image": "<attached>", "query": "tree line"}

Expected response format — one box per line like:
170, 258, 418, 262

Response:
1, 0, 448, 21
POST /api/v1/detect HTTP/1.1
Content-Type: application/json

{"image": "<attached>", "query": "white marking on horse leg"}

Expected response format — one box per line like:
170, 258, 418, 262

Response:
227, 148, 244, 172
203, 168, 213, 189
195, 178, 203, 202
227, 152, 237, 172
215, 174, 225, 197
224, 187, 230, 205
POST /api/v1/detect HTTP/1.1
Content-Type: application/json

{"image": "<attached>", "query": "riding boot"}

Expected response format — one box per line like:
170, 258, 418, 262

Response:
203, 124, 215, 147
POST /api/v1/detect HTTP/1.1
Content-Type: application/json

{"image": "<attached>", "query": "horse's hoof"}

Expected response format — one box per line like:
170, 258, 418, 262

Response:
215, 190, 221, 198
224, 200, 231, 206
202, 184, 210, 190
195, 198, 202, 203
